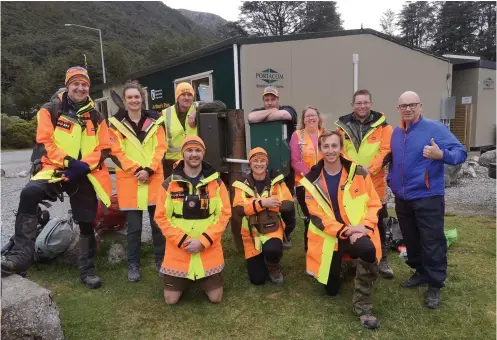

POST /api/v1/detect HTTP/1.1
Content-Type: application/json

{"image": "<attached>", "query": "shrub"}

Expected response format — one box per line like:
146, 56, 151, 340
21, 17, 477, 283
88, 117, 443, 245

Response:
1, 114, 37, 149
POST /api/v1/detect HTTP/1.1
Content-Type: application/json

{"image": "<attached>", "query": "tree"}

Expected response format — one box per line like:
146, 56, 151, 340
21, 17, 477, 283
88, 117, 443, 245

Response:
431, 2, 479, 56
238, 1, 342, 36
299, 2, 343, 33
397, 1, 436, 48
380, 9, 397, 36
472, 2, 496, 61
216, 21, 249, 39
145, 35, 207, 66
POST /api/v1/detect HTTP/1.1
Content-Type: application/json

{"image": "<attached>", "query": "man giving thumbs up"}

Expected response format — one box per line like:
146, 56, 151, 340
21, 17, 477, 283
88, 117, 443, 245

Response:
387, 91, 467, 310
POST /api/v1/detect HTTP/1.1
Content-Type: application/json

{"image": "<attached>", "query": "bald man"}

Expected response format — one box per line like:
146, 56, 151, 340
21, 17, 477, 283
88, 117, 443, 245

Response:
388, 91, 466, 309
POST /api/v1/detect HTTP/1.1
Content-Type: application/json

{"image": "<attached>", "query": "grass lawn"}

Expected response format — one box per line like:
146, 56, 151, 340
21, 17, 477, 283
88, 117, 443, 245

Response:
28, 214, 496, 340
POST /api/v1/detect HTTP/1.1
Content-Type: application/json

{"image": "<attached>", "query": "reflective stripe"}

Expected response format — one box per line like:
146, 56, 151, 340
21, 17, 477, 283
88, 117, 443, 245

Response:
137, 182, 148, 210
232, 181, 255, 197
109, 117, 143, 152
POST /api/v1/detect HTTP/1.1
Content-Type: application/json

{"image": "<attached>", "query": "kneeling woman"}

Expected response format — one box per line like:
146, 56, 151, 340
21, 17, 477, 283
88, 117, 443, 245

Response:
109, 80, 167, 281
233, 147, 294, 285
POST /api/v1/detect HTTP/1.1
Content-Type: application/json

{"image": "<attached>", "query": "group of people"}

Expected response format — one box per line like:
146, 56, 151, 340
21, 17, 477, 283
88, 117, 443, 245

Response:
1, 66, 467, 330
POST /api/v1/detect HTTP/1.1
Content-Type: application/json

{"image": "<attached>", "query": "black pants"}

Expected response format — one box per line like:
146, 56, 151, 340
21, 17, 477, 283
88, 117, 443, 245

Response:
395, 195, 447, 288
282, 172, 296, 238
325, 237, 376, 296
377, 203, 389, 246
246, 238, 283, 285
19, 178, 97, 234
124, 205, 165, 264
296, 186, 311, 250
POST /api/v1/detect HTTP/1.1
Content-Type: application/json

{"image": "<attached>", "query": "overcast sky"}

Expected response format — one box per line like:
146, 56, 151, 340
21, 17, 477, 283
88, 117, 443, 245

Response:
163, 1, 406, 31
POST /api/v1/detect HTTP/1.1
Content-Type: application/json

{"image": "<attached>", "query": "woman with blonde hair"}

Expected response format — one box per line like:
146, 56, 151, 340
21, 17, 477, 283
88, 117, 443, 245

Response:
289, 105, 324, 251
108, 80, 167, 281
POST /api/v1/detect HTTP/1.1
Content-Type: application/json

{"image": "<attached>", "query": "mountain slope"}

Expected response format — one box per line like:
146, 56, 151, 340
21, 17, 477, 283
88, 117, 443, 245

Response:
178, 9, 228, 32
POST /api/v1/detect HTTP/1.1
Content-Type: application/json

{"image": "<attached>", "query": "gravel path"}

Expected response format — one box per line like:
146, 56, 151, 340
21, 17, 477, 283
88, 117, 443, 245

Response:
0, 158, 153, 243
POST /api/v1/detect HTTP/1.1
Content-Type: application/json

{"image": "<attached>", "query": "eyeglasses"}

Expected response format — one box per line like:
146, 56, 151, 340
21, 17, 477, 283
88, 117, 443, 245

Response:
353, 101, 371, 106
398, 103, 420, 110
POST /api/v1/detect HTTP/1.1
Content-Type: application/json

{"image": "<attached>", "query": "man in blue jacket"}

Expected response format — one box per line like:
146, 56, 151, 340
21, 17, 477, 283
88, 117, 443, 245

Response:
388, 91, 466, 309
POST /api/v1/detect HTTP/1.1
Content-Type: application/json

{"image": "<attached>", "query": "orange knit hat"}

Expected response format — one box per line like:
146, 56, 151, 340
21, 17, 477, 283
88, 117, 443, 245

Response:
176, 82, 194, 100
65, 66, 90, 87
248, 147, 268, 164
181, 135, 206, 155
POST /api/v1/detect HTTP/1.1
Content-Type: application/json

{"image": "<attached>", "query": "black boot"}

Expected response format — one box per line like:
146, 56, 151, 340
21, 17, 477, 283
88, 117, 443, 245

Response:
78, 232, 102, 289
1, 213, 38, 276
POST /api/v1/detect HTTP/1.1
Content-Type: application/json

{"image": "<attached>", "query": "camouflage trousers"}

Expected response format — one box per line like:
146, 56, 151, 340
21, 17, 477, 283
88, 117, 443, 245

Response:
352, 259, 379, 315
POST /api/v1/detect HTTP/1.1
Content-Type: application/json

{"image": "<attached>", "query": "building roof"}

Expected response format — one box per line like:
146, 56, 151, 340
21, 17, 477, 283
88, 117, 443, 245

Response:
453, 60, 496, 71
92, 28, 449, 92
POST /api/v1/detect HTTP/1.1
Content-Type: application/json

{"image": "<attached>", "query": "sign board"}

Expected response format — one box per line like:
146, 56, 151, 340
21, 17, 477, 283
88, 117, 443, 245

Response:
483, 77, 495, 90
461, 96, 472, 104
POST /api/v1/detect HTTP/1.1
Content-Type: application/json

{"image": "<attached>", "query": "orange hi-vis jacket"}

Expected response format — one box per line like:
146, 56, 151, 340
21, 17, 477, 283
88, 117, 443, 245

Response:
300, 157, 382, 284
294, 128, 323, 186
108, 109, 167, 210
155, 161, 231, 280
232, 171, 294, 259
335, 111, 392, 200
30, 91, 112, 206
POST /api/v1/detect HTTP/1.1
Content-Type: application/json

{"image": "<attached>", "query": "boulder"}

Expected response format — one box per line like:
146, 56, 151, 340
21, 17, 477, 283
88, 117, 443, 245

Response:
1, 168, 5, 177
444, 163, 463, 187
464, 166, 477, 178
108, 242, 126, 265
470, 155, 480, 163
16, 170, 29, 178
480, 150, 496, 168
1, 275, 64, 340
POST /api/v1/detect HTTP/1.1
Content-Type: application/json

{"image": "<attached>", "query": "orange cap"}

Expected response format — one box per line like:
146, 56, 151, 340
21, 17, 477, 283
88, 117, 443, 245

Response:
176, 82, 194, 100
248, 147, 268, 164
65, 66, 90, 87
181, 135, 206, 155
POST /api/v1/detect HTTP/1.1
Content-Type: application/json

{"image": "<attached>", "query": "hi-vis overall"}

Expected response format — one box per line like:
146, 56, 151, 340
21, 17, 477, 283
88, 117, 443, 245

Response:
108, 110, 167, 210
233, 173, 294, 259
162, 105, 197, 161
154, 162, 231, 281
31, 92, 112, 206
300, 158, 382, 284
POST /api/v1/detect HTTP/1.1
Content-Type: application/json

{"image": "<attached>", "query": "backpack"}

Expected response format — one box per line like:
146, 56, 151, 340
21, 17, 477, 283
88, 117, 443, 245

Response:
197, 100, 227, 113
34, 211, 75, 261
383, 216, 404, 249
94, 193, 126, 231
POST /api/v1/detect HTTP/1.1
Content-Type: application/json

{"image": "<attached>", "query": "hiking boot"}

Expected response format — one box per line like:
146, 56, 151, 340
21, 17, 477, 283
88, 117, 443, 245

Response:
267, 262, 284, 285
378, 257, 394, 279
425, 286, 441, 309
82, 275, 102, 289
78, 232, 102, 289
1, 213, 38, 276
359, 313, 380, 329
282, 234, 292, 249
128, 262, 141, 282
401, 272, 427, 288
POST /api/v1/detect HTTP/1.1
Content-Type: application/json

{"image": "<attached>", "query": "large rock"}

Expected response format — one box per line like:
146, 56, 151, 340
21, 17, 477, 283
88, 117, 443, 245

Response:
108, 242, 126, 265
444, 163, 463, 187
480, 150, 496, 168
1, 275, 64, 340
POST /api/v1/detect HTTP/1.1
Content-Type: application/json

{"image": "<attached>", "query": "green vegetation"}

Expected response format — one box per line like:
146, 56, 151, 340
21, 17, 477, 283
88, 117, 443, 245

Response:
1, 114, 37, 149
28, 215, 496, 340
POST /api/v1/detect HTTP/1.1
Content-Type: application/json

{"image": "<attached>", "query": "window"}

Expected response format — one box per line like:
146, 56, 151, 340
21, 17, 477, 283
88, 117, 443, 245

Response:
94, 98, 108, 119
174, 71, 213, 102
142, 87, 149, 109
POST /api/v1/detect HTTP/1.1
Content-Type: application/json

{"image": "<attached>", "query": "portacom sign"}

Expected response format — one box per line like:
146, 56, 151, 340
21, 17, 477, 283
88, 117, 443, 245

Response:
256, 68, 284, 88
